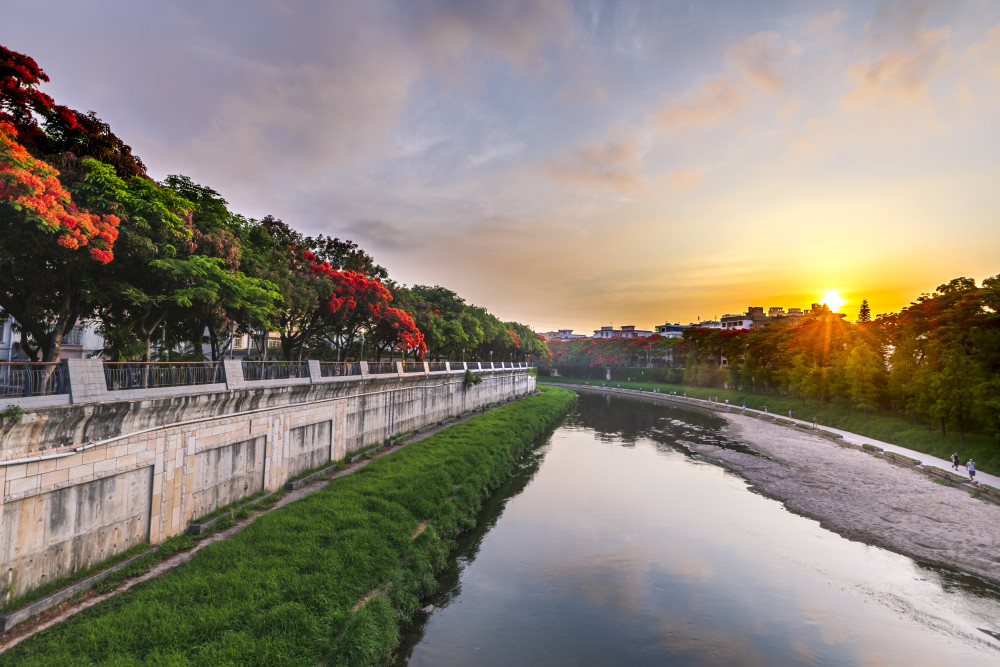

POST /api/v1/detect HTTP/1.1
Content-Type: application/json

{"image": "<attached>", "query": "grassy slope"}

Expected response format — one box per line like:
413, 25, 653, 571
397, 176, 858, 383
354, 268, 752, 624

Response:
541, 376, 999, 475
2, 387, 577, 666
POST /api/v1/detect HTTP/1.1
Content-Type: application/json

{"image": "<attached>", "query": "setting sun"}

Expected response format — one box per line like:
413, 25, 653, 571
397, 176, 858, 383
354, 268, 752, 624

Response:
821, 290, 846, 313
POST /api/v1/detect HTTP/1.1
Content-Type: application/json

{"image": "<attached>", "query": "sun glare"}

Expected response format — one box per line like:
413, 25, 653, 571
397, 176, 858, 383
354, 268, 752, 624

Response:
821, 290, 846, 313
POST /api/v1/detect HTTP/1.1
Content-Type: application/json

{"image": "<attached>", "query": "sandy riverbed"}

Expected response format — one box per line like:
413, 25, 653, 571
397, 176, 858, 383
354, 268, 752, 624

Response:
686, 413, 1000, 586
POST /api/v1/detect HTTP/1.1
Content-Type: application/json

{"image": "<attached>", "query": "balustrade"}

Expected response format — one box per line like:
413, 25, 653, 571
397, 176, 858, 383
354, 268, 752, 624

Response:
241, 360, 308, 381
104, 362, 225, 391
0, 362, 69, 397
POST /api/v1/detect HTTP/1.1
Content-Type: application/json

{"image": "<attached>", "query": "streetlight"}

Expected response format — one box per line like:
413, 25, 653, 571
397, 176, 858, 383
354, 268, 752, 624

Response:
490, 350, 493, 367
228, 321, 238, 360
359, 333, 365, 362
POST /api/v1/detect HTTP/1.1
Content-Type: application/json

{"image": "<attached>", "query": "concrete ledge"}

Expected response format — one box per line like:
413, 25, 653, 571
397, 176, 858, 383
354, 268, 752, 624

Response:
0, 546, 156, 634
0, 394, 72, 411
284, 462, 341, 491
924, 466, 971, 485
884, 451, 921, 466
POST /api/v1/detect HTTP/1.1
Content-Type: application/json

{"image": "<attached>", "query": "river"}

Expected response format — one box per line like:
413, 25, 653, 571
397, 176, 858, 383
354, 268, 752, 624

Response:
394, 391, 1000, 665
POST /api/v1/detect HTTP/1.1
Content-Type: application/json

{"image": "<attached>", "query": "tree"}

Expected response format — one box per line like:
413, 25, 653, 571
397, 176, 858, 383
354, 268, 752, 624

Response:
857, 298, 871, 324
0, 122, 119, 361
845, 340, 882, 416
0, 44, 78, 149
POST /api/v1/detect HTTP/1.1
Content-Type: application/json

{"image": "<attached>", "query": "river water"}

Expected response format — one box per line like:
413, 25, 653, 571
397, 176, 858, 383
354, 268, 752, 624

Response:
394, 391, 1000, 665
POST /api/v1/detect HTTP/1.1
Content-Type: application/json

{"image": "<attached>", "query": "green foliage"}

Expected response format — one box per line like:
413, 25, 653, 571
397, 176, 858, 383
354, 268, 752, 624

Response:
4, 387, 576, 664
463, 368, 483, 388
1, 403, 23, 425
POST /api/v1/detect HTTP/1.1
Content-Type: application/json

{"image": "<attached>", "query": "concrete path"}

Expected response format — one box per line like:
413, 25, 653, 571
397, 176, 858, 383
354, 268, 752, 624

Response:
775, 413, 1000, 489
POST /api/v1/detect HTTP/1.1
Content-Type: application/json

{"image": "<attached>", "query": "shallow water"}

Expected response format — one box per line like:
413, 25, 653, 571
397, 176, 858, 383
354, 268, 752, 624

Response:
394, 392, 1000, 665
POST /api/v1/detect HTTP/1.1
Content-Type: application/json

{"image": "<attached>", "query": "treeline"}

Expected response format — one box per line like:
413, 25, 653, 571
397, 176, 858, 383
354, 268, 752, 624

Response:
551, 278, 1000, 442
0, 44, 546, 364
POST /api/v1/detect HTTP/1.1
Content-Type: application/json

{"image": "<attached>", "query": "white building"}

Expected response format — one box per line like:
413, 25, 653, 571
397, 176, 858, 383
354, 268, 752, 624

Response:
593, 325, 654, 339
540, 329, 589, 341
0, 316, 104, 361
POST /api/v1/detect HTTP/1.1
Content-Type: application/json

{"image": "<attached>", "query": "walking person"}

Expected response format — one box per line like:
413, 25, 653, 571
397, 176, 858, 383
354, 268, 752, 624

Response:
812, 416, 818, 429
788, 409, 792, 419
951, 452, 960, 471
967, 458, 977, 485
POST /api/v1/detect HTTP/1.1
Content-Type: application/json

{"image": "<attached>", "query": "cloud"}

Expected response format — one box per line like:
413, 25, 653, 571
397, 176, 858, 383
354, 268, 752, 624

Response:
726, 32, 801, 95
842, 27, 950, 109
786, 118, 832, 162
965, 23, 1000, 88
546, 137, 647, 191
556, 81, 609, 104
802, 10, 848, 40
405, 0, 571, 72
656, 76, 751, 131
341, 218, 413, 250
668, 169, 702, 190
842, 2, 950, 110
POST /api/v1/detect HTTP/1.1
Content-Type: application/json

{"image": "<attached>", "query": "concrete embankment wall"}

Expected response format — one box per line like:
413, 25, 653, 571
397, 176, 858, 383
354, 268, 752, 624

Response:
1, 369, 534, 599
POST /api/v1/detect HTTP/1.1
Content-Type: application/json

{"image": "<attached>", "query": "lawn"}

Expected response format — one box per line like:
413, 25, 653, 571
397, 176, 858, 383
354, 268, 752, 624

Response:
2, 386, 577, 666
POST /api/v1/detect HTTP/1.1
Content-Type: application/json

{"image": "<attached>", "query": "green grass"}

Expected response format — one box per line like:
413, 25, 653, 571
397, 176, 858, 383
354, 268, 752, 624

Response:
1, 542, 153, 613
192, 490, 271, 524
541, 376, 1000, 475
3, 386, 576, 665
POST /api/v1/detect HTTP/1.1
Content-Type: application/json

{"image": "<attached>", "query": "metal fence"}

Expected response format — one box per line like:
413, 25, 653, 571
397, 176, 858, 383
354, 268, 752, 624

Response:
367, 361, 397, 375
319, 361, 362, 378
448, 362, 466, 371
104, 362, 225, 391
426, 361, 448, 372
402, 361, 426, 373
241, 361, 308, 381
0, 362, 69, 397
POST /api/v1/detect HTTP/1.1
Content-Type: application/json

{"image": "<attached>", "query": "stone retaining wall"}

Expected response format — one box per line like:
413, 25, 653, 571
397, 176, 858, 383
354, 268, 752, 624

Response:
1, 368, 533, 600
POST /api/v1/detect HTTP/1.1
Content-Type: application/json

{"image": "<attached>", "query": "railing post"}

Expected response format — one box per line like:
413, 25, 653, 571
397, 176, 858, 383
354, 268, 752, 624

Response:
65, 359, 112, 404
223, 359, 246, 391
307, 359, 322, 383
359, 361, 370, 379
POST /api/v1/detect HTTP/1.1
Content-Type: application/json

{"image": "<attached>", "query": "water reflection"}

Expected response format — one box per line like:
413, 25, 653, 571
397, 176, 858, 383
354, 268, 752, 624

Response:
567, 390, 765, 457
395, 392, 1000, 665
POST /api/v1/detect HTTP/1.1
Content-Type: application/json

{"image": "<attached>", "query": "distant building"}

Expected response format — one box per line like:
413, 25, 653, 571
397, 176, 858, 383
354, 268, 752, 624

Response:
593, 325, 654, 339
0, 316, 105, 361
540, 329, 588, 341
655, 323, 688, 338
721, 305, 813, 330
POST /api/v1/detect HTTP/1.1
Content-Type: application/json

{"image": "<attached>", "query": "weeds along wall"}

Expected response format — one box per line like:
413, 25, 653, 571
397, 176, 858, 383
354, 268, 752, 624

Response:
0, 369, 535, 600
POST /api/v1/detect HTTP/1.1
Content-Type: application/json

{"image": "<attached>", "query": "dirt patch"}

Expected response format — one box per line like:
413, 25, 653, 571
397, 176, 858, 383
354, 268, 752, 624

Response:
351, 588, 381, 613
411, 522, 429, 541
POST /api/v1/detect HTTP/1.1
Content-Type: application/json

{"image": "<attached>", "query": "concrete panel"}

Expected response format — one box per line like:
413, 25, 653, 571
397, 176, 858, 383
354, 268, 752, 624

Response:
1, 466, 151, 598
187, 436, 266, 522
286, 421, 332, 478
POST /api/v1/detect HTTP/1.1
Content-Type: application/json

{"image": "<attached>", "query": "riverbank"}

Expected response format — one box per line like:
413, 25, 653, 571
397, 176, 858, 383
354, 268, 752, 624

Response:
542, 383, 1000, 587
541, 375, 1000, 475
0, 386, 577, 665
691, 413, 1000, 587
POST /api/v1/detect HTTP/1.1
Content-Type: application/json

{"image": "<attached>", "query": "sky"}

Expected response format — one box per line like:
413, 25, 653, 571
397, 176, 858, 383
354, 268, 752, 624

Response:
5, 0, 1000, 334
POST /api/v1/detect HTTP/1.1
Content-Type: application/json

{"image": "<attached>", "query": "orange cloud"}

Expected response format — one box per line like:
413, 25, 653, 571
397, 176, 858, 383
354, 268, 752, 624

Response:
726, 31, 801, 95
842, 25, 950, 109
656, 76, 751, 130
546, 137, 647, 191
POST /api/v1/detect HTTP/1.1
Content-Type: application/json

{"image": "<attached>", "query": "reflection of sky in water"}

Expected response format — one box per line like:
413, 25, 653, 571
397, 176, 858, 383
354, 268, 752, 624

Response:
398, 393, 1000, 666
